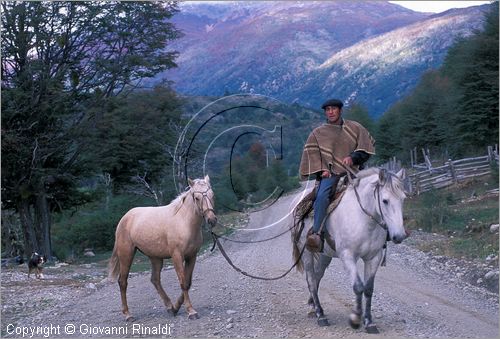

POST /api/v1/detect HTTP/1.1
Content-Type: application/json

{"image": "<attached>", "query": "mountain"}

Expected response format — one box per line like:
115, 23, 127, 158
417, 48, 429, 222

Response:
159, 1, 490, 118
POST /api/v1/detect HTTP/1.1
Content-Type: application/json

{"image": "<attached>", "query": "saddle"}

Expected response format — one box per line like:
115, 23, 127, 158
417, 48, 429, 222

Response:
292, 177, 349, 252
294, 176, 349, 221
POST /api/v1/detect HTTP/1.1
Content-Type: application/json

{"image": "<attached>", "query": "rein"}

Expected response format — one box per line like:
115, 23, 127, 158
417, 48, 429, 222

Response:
344, 166, 388, 231
346, 167, 389, 266
352, 183, 388, 230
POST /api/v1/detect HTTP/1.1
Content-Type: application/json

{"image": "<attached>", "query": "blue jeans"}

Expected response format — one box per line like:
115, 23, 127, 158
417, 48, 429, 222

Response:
313, 175, 340, 233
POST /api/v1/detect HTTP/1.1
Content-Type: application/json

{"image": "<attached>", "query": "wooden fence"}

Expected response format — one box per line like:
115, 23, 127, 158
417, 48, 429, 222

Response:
409, 151, 497, 195
380, 146, 498, 195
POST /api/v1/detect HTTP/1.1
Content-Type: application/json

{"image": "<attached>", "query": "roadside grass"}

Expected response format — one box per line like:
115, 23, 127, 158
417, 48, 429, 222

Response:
404, 175, 499, 260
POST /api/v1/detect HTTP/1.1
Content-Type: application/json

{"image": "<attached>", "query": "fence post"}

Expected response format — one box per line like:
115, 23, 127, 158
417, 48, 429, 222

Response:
488, 146, 493, 162
415, 175, 421, 195
422, 148, 432, 170
405, 175, 413, 195
448, 158, 457, 184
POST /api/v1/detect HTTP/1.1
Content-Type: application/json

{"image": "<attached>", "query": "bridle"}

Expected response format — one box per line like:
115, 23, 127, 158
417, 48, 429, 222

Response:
343, 166, 389, 231
352, 182, 388, 231
347, 168, 393, 266
191, 186, 216, 222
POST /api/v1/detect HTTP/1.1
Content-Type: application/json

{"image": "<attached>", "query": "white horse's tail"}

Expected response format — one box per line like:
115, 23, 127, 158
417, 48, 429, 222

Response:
291, 190, 316, 273
292, 237, 304, 273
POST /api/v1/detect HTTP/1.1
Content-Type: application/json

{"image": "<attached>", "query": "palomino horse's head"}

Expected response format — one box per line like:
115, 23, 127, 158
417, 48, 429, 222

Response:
188, 175, 217, 227
374, 168, 408, 244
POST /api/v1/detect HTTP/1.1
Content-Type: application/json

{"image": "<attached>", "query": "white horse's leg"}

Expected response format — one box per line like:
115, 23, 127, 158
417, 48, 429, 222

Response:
341, 253, 364, 329
305, 253, 332, 326
362, 251, 383, 333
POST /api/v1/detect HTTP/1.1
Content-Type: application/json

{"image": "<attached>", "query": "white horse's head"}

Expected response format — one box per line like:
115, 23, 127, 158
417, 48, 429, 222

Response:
375, 168, 407, 243
188, 175, 217, 227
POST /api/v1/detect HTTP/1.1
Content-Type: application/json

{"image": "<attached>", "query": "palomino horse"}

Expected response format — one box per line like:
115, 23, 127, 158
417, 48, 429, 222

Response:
292, 168, 407, 333
108, 175, 217, 321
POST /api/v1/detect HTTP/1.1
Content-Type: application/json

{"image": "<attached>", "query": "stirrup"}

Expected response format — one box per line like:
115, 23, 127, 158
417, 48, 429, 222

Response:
306, 231, 324, 253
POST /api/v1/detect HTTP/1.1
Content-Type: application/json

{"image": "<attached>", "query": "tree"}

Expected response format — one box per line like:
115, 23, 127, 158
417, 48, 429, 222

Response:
88, 86, 182, 200
343, 103, 376, 134
376, 107, 404, 161
376, 3, 498, 161
1, 2, 181, 258
447, 3, 499, 154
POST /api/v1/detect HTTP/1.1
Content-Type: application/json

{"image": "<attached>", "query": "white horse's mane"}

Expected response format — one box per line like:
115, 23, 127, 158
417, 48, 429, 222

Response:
354, 167, 406, 199
355, 167, 380, 180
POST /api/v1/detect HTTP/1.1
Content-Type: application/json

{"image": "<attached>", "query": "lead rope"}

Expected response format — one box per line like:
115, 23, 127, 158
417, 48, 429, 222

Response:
210, 231, 307, 281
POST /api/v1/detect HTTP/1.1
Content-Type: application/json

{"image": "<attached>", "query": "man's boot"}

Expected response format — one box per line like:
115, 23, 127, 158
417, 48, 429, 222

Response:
306, 229, 324, 253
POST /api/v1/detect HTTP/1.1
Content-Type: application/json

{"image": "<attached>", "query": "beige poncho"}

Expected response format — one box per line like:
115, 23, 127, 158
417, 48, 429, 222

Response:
299, 119, 375, 179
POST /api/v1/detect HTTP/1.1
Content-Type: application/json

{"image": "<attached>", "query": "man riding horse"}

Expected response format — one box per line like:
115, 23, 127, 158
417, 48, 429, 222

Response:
299, 98, 375, 252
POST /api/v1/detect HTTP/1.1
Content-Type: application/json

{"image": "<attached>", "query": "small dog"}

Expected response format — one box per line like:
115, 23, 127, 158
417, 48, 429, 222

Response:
28, 252, 46, 279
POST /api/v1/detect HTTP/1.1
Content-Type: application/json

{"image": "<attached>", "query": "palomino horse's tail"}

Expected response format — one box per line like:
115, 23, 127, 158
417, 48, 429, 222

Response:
108, 247, 120, 281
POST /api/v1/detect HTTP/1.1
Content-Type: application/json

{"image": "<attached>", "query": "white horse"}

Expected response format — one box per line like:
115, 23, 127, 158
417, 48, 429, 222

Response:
292, 168, 408, 333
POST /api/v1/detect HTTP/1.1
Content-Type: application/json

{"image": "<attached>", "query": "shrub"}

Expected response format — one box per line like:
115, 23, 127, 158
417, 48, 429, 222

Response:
51, 194, 153, 260
415, 190, 453, 232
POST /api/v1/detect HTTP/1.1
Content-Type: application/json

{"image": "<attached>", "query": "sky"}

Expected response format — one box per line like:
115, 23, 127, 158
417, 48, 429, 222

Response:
389, 1, 492, 13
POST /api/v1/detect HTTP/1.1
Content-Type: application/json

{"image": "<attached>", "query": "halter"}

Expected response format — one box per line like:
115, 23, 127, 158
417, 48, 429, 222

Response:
352, 182, 388, 230
190, 186, 216, 221
344, 167, 388, 231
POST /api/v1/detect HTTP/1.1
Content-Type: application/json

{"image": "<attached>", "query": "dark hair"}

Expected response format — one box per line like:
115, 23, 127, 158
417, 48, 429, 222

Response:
321, 98, 343, 109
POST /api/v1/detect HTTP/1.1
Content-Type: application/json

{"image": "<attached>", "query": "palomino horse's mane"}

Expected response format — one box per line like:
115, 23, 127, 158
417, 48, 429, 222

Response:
171, 189, 191, 206
354, 167, 406, 199
170, 179, 211, 214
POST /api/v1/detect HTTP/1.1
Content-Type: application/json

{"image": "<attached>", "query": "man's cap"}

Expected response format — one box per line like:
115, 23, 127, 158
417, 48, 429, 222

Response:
321, 98, 343, 109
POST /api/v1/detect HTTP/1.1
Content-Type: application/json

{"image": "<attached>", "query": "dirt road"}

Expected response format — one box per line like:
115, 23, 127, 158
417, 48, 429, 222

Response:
2, 189, 498, 338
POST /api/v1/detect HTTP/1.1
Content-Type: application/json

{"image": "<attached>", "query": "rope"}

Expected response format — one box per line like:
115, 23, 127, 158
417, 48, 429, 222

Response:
211, 231, 307, 281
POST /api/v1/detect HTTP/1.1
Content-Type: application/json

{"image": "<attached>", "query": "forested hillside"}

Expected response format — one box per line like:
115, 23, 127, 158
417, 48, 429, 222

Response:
1, 2, 182, 259
376, 2, 499, 162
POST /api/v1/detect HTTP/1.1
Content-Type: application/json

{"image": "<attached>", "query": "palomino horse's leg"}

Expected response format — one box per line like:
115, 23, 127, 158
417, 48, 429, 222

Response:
362, 252, 383, 334
118, 247, 136, 322
341, 253, 364, 329
305, 253, 332, 326
171, 253, 199, 319
181, 255, 199, 319
149, 257, 174, 313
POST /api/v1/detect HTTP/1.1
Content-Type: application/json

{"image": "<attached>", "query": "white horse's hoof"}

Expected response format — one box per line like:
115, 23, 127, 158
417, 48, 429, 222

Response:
317, 317, 329, 326
365, 324, 379, 334
349, 313, 361, 329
